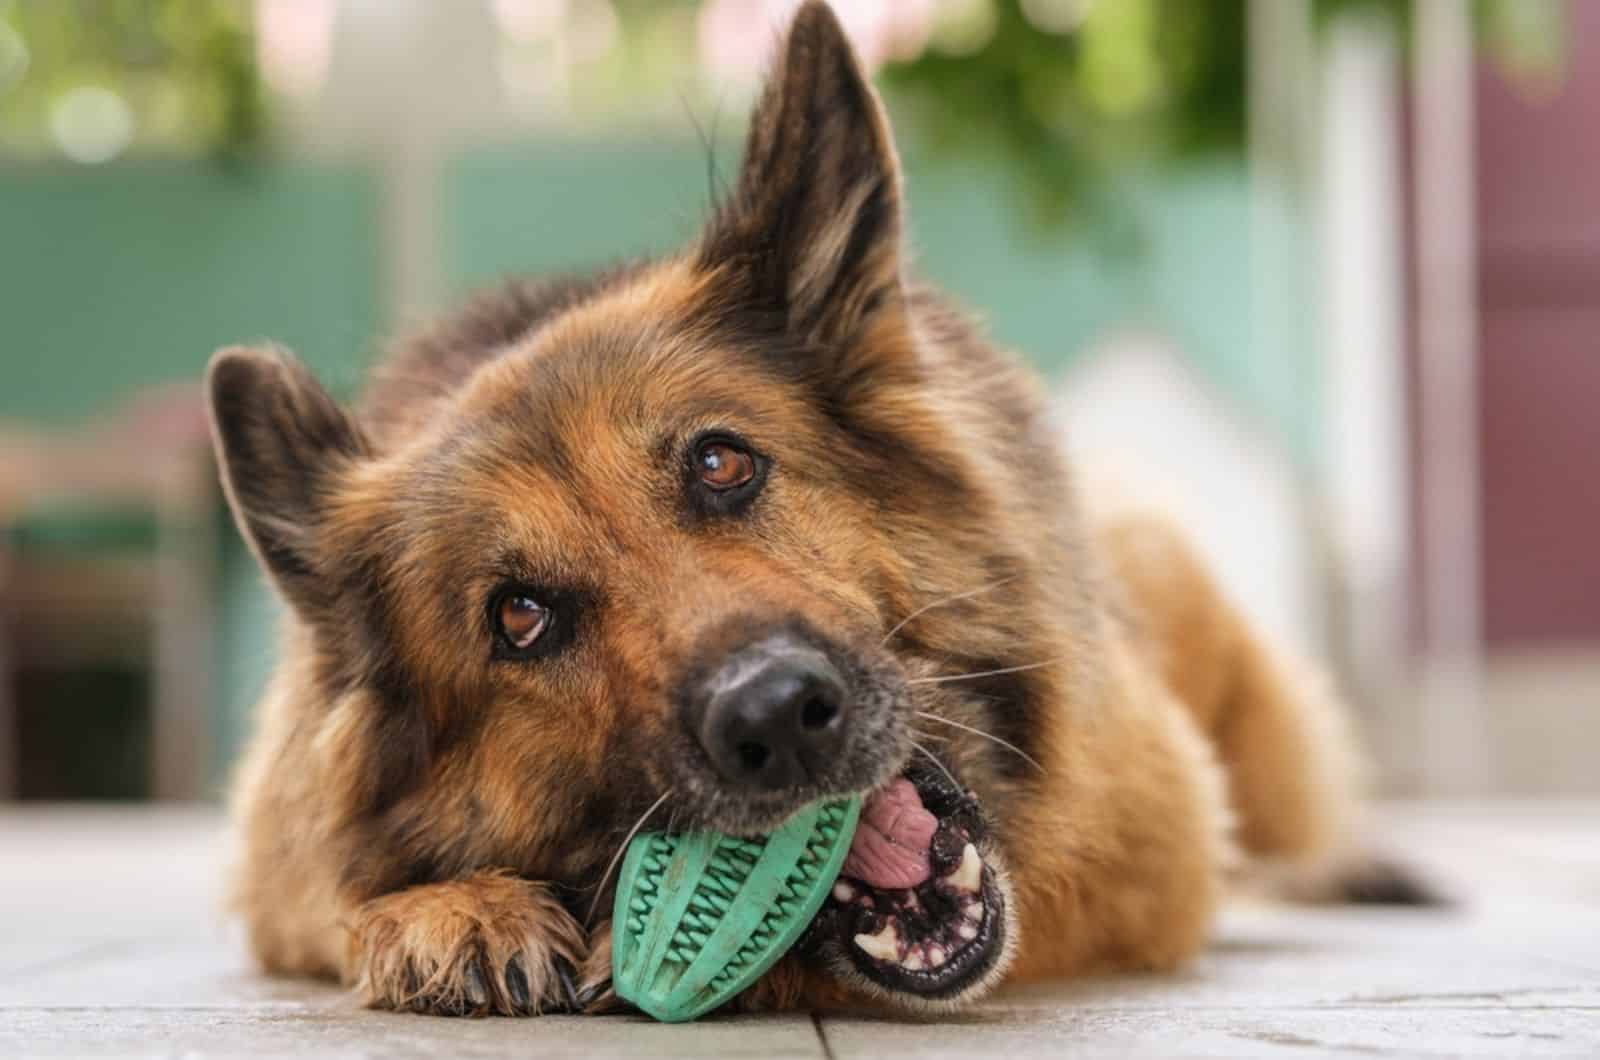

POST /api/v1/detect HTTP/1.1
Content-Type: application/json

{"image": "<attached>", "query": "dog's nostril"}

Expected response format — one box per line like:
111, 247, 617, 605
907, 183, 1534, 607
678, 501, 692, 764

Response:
800, 694, 838, 731
737, 741, 771, 772
690, 633, 850, 789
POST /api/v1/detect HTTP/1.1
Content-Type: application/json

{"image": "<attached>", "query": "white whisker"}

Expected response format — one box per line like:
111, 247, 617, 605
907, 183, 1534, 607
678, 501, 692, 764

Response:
584, 788, 673, 928
880, 574, 1018, 646
916, 711, 1046, 774
906, 658, 1065, 686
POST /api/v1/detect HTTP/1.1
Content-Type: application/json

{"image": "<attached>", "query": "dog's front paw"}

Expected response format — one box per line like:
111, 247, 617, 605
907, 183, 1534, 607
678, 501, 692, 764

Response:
349, 871, 587, 1016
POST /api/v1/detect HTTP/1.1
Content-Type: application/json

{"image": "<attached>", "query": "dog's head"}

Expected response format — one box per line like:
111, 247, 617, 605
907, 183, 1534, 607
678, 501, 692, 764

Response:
210, 1, 1036, 1010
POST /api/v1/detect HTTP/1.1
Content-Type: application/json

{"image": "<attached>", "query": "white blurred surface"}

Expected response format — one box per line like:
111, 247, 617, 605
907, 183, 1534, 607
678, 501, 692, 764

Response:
1055, 332, 1321, 663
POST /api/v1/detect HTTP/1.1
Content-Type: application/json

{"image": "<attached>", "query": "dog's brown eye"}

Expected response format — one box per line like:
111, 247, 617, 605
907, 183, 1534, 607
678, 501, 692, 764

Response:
697, 441, 756, 491
497, 593, 549, 650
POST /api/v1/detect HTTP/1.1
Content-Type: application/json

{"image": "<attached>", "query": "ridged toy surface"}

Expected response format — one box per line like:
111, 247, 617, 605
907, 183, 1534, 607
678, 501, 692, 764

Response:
611, 796, 862, 1023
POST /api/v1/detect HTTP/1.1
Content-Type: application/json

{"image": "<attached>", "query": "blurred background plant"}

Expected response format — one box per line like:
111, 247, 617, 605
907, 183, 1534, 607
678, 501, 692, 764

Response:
885, 0, 1564, 227
0, 0, 261, 161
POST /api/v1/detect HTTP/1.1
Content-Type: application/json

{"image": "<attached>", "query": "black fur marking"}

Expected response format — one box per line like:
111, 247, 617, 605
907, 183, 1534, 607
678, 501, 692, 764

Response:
812, 391, 975, 514
306, 548, 436, 822
361, 682, 433, 819
571, 790, 621, 853
818, 174, 891, 308
947, 664, 1046, 785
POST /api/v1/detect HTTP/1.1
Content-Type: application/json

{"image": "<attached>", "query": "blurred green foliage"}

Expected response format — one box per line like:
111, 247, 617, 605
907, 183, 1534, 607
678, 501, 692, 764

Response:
885, 0, 1566, 230
0, 0, 1565, 210
569, 0, 705, 122
883, 0, 1246, 233
0, 0, 261, 161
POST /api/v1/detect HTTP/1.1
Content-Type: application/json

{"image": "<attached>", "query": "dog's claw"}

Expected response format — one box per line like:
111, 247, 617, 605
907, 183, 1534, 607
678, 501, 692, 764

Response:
573, 978, 605, 1010
552, 955, 581, 1013
463, 959, 489, 1012
505, 958, 531, 1011
401, 962, 434, 1012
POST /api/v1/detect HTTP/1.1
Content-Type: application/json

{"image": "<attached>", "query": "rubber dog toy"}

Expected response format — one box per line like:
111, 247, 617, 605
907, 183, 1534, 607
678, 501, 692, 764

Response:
611, 795, 861, 1022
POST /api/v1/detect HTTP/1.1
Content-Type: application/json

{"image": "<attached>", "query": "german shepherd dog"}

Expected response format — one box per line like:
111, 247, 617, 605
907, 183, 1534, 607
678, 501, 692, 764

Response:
208, 1, 1428, 1018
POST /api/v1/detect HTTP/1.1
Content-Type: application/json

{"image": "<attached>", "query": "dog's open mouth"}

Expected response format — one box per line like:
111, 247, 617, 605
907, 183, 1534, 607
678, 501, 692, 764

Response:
813, 766, 1007, 1000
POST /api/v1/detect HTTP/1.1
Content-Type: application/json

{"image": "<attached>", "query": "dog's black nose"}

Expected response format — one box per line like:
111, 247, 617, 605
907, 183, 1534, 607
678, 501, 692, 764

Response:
690, 633, 848, 791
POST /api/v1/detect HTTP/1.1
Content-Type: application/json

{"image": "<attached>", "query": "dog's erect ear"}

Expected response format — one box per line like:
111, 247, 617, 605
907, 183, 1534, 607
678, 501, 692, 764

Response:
206, 345, 369, 616
699, 0, 903, 345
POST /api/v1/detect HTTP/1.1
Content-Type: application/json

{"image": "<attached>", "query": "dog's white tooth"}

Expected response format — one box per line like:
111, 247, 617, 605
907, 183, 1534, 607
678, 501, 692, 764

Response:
944, 843, 983, 894
853, 922, 900, 962
926, 945, 947, 967
902, 951, 925, 971
958, 922, 978, 941
832, 881, 856, 903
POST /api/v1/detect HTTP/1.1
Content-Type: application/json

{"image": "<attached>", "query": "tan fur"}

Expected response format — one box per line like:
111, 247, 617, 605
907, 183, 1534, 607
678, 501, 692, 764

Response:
350, 872, 582, 1015
212, 1, 1393, 1019
1100, 511, 1363, 865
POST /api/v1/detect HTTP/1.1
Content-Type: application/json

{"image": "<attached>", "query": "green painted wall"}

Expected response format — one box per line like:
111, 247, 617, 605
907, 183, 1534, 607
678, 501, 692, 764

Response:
448, 139, 721, 296
0, 162, 382, 421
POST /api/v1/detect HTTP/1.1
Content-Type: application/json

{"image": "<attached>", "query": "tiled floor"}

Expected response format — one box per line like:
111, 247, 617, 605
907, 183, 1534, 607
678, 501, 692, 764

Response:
1, 803, 1597, 1057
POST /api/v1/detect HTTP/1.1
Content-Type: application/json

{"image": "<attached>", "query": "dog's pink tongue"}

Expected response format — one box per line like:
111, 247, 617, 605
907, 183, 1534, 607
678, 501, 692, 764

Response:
841, 778, 937, 889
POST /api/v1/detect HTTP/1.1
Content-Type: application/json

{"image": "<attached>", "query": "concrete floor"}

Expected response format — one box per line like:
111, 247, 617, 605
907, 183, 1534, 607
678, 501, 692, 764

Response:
0, 803, 1596, 1058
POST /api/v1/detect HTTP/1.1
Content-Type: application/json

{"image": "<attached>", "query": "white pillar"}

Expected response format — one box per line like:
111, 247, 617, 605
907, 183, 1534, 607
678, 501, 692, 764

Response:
1412, 0, 1488, 794
312, 0, 510, 326
1318, 12, 1411, 786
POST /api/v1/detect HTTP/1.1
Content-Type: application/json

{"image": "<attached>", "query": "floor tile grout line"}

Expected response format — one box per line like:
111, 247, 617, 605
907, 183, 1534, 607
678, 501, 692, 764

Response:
810, 1011, 837, 1060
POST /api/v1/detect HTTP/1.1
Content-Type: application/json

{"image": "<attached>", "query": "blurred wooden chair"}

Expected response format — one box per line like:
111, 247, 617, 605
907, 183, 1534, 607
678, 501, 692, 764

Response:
0, 385, 217, 800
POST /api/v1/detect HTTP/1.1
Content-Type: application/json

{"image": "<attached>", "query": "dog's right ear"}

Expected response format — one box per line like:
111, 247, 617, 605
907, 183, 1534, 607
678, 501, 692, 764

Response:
206, 345, 369, 616
698, 0, 904, 348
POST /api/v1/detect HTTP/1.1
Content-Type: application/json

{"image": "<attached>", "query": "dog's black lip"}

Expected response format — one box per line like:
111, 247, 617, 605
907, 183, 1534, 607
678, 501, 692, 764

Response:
815, 763, 1004, 999
838, 867, 1006, 999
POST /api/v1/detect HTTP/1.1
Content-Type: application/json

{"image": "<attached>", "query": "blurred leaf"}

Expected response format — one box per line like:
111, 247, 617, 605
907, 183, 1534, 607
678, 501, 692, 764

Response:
0, 0, 262, 162
1475, 0, 1567, 97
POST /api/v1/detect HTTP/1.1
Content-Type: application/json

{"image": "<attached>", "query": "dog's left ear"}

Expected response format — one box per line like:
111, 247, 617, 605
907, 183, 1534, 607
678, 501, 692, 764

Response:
699, 0, 903, 346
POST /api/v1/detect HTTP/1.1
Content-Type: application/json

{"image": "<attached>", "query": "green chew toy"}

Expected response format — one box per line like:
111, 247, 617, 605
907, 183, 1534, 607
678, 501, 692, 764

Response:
612, 795, 862, 1023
